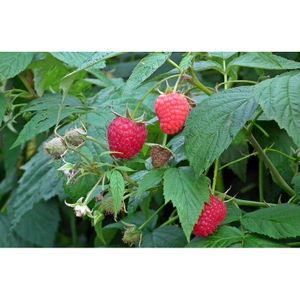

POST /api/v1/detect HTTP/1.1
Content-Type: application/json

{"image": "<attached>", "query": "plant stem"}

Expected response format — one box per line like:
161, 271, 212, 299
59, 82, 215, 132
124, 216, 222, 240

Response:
189, 68, 213, 96
259, 159, 265, 202
211, 159, 219, 194
265, 148, 297, 162
159, 215, 179, 228
84, 176, 103, 204
247, 133, 295, 197
162, 134, 168, 146
167, 58, 181, 70
219, 152, 257, 170
216, 79, 258, 90
139, 202, 167, 231
18, 73, 37, 99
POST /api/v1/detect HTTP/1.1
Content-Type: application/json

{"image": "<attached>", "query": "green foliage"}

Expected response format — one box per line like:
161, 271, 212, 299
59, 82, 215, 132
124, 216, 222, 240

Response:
187, 226, 243, 248
254, 71, 300, 147
1, 51, 300, 248
184, 86, 258, 175
0, 52, 33, 80
163, 167, 209, 241
241, 204, 300, 239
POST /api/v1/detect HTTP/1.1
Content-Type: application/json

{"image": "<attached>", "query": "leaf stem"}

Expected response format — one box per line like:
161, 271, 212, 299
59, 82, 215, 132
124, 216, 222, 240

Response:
247, 132, 295, 196
138, 202, 167, 231
211, 159, 219, 194
219, 152, 258, 170
259, 159, 265, 202
189, 68, 213, 96
159, 215, 179, 228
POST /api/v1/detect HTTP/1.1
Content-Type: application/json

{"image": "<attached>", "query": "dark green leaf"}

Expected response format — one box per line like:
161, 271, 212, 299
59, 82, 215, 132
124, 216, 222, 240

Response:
187, 226, 243, 248
0, 52, 33, 80
163, 167, 209, 241
241, 204, 300, 239
136, 169, 165, 195
109, 170, 125, 214
222, 202, 243, 225
0, 93, 7, 126
243, 234, 285, 248
184, 86, 258, 175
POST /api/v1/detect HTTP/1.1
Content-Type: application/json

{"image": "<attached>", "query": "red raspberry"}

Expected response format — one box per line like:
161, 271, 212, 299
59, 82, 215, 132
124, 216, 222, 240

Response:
155, 92, 190, 134
108, 117, 147, 159
193, 195, 227, 237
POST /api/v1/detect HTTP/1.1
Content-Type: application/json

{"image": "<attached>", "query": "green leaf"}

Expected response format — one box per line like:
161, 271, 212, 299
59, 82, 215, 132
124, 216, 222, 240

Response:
179, 53, 194, 72
229, 52, 300, 70
51, 52, 107, 69
163, 167, 210, 241
254, 71, 300, 147
124, 52, 171, 92
128, 192, 149, 213
243, 234, 285, 248
9, 148, 65, 230
241, 204, 300, 239
13, 200, 60, 247
11, 94, 83, 148
209, 52, 237, 60
109, 170, 125, 214
187, 226, 243, 248
194, 61, 223, 73
141, 225, 186, 247
184, 86, 258, 175
0, 93, 7, 126
0, 52, 33, 80
222, 202, 243, 225
136, 169, 165, 195
0, 214, 9, 247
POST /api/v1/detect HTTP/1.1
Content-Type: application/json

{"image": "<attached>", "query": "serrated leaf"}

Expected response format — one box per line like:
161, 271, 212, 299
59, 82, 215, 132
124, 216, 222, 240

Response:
141, 225, 186, 247
9, 148, 65, 230
187, 226, 243, 248
254, 71, 300, 147
0, 52, 33, 80
13, 200, 60, 247
11, 95, 84, 148
184, 86, 258, 175
109, 170, 125, 214
194, 61, 223, 73
241, 204, 300, 239
179, 53, 194, 72
209, 52, 237, 60
136, 169, 165, 195
163, 167, 209, 241
229, 52, 300, 70
0, 93, 7, 126
243, 234, 285, 248
124, 52, 171, 92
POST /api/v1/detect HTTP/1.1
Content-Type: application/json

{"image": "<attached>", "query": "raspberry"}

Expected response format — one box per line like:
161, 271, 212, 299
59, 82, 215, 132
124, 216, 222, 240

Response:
155, 92, 190, 134
64, 128, 86, 147
43, 137, 67, 159
193, 195, 227, 237
108, 117, 147, 159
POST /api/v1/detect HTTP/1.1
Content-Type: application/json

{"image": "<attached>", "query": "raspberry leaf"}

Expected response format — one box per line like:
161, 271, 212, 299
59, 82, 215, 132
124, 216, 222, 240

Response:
187, 226, 243, 248
141, 225, 186, 247
163, 167, 210, 241
184, 86, 258, 175
242, 234, 285, 248
241, 204, 300, 239
228, 52, 300, 70
0, 93, 7, 127
124, 52, 171, 93
0, 52, 33, 80
109, 170, 125, 215
254, 71, 300, 147
136, 169, 165, 196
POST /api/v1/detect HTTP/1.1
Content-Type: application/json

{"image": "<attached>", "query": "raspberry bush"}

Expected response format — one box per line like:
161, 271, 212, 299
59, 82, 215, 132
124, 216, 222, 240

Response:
0, 52, 300, 247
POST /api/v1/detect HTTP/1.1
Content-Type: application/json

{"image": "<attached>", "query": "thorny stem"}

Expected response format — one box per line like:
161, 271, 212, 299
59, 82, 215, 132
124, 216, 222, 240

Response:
219, 152, 258, 170
259, 159, 265, 203
215, 79, 258, 91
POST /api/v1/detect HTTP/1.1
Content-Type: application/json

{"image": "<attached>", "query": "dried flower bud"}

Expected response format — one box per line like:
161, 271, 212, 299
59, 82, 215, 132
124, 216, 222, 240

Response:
74, 204, 92, 218
100, 195, 123, 216
43, 137, 67, 159
150, 145, 173, 168
64, 128, 87, 147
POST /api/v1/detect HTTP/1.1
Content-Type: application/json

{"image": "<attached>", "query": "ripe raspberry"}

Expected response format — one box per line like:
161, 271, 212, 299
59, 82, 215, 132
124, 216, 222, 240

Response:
108, 117, 147, 159
193, 195, 227, 237
155, 92, 190, 134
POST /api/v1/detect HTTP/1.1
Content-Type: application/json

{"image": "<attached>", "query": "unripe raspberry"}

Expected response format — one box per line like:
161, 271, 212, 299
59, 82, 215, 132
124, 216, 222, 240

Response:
100, 195, 123, 216
122, 225, 142, 246
150, 145, 172, 168
64, 128, 86, 147
193, 195, 227, 237
155, 92, 190, 134
43, 137, 67, 159
108, 117, 147, 159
